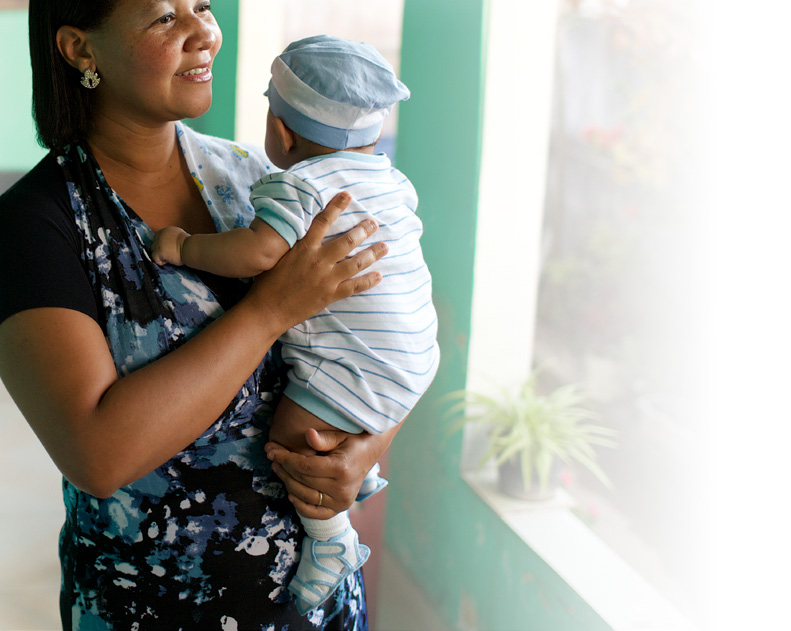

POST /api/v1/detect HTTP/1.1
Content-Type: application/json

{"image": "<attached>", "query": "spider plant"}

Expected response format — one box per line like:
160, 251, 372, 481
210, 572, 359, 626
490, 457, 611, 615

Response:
445, 375, 617, 496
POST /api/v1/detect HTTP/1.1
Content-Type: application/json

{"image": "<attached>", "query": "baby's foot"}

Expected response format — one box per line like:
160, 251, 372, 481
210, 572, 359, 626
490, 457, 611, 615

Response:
355, 462, 389, 502
288, 527, 370, 615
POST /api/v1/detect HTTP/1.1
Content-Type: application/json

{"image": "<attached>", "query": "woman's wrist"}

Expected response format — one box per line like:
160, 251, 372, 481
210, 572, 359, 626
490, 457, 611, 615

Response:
230, 290, 288, 348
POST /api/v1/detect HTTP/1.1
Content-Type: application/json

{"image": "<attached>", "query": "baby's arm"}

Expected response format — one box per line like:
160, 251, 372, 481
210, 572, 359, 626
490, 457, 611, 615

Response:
151, 218, 289, 278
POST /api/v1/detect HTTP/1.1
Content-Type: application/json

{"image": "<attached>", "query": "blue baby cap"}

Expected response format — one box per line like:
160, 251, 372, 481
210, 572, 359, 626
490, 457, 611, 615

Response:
266, 35, 410, 150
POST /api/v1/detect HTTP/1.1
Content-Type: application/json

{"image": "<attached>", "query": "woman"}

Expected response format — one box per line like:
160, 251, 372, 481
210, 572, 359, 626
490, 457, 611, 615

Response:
0, 0, 397, 628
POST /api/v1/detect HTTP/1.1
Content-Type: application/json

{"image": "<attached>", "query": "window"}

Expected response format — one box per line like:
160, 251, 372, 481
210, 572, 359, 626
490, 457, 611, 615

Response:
533, 0, 708, 625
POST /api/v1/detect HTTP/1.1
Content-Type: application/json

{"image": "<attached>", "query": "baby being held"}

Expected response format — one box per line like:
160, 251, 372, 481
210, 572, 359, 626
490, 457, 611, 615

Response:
152, 35, 439, 615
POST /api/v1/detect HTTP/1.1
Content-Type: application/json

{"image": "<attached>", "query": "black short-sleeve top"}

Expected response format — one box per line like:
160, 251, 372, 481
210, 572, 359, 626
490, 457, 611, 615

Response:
0, 154, 100, 326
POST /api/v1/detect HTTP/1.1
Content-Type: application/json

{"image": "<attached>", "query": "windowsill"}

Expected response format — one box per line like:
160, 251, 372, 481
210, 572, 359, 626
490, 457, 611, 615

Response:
462, 468, 699, 631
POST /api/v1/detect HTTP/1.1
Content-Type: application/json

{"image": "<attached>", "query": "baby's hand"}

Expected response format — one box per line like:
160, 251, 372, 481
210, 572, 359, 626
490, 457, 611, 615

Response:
151, 226, 190, 266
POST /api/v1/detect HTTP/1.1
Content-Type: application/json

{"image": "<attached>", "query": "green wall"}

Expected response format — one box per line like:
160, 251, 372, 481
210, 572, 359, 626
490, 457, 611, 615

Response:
385, 2, 611, 629
0, 9, 47, 171
188, 0, 239, 139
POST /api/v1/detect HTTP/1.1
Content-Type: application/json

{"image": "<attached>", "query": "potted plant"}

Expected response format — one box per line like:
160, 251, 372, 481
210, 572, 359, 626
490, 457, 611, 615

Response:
445, 374, 617, 500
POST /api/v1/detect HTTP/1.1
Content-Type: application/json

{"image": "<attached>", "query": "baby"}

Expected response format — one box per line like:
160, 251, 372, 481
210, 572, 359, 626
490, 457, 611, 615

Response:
152, 35, 439, 614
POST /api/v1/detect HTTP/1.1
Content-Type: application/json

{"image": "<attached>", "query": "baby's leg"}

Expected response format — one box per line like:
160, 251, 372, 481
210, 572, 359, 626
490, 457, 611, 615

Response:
269, 395, 349, 462
270, 396, 370, 615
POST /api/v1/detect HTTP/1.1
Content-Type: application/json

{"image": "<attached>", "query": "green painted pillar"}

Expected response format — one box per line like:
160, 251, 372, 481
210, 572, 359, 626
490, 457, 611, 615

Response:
188, 0, 239, 139
385, 2, 611, 629
396, 0, 485, 387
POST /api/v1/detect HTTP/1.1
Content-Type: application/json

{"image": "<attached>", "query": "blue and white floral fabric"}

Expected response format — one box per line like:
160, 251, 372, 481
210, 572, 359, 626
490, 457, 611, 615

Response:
57, 122, 367, 630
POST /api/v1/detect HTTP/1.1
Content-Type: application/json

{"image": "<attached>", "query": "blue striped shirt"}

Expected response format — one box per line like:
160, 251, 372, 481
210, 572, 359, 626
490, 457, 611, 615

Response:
250, 152, 439, 434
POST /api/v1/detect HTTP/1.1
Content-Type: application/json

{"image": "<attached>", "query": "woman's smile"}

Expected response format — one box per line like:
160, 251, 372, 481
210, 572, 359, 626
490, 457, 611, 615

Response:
175, 66, 212, 81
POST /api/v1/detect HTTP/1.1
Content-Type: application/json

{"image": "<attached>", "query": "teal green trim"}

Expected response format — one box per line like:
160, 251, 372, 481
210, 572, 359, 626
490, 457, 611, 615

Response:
284, 383, 364, 435
328, 152, 389, 164
0, 10, 47, 171
385, 2, 611, 629
189, 1, 239, 139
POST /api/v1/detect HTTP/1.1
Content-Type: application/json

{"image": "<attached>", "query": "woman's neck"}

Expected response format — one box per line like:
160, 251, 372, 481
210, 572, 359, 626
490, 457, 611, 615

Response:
87, 115, 180, 177
83, 115, 214, 234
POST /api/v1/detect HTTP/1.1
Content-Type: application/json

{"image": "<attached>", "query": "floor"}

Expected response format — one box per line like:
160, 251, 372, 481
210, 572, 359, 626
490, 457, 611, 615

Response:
0, 389, 62, 630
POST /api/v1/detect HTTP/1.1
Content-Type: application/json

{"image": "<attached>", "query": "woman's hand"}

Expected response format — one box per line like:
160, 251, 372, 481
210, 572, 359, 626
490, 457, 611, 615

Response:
244, 192, 388, 334
265, 424, 402, 519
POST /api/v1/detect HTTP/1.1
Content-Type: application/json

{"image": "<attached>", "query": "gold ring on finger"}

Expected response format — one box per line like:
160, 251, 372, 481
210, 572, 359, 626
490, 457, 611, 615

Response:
318, 491, 323, 506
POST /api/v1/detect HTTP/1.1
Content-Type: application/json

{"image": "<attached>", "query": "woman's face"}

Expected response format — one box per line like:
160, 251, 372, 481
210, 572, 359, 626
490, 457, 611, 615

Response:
87, 0, 222, 127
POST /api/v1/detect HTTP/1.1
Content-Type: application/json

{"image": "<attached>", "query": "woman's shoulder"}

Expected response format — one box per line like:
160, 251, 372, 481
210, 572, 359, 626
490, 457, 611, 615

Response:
0, 153, 78, 247
0, 152, 97, 327
0, 153, 68, 215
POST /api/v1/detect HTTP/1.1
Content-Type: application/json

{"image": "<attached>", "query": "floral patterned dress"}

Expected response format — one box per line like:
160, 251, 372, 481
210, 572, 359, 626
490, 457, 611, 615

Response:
57, 122, 367, 630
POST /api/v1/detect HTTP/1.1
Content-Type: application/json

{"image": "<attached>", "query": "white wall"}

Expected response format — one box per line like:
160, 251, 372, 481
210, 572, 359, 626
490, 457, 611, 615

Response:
462, 0, 560, 468
466, 0, 559, 393
235, 0, 404, 146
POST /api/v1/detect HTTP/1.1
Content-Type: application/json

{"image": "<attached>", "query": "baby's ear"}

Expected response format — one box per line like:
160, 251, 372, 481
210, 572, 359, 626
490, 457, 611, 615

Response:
272, 116, 296, 154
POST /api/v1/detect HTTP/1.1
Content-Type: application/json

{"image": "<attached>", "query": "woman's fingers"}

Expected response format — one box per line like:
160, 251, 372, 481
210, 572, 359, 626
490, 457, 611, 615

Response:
323, 218, 381, 265
294, 191, 388, 297
271, 460, 326, 503
287, 494, 339, 520
244, 191, 386, 330
267, 443, 342, 484
303, 192, 352, 245
334, 241, 388, 287
266, 444, 360, 510
338, 270, 383, 298
269, 457, 347, 519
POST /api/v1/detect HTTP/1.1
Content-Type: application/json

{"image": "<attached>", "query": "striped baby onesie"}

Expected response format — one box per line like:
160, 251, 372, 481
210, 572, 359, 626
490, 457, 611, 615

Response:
251, 151, 439, 435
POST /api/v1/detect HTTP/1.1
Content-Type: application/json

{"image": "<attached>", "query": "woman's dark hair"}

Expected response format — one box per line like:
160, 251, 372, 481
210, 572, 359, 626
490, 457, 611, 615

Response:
29, 0, 119, 150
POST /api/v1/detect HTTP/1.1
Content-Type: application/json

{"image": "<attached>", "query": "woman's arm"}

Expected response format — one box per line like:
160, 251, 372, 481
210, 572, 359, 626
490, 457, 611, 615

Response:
265, 422, 403, 519
0, 193, 386, 498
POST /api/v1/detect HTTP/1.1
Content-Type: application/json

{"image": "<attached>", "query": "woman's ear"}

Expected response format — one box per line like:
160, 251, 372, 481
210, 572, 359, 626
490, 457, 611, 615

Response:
272, 116, 296, 155
56, 25, 93, 72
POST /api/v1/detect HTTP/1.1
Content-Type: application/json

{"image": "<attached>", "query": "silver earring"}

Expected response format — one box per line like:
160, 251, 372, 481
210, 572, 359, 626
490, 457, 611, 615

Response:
80, 67, 100, 89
